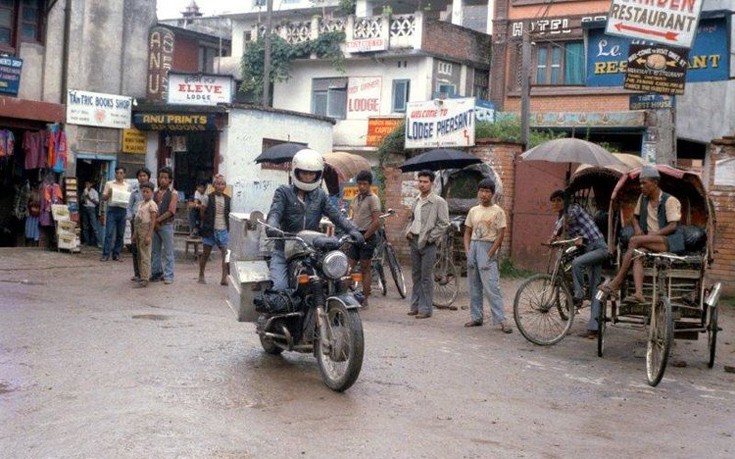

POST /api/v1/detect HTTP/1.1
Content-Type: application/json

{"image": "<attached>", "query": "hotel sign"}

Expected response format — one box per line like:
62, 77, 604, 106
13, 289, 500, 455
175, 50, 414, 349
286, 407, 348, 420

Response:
167, 73, 233, 106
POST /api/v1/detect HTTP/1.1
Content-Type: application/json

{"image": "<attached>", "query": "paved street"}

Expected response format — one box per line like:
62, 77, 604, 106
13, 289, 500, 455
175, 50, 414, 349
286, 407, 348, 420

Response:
1, 247, 734, 458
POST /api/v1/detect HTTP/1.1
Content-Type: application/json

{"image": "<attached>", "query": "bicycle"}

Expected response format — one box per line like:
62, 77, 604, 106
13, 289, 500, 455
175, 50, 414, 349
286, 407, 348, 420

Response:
373, 209, 407, 298
432, 216, 463, 309
513, 238, 586, 345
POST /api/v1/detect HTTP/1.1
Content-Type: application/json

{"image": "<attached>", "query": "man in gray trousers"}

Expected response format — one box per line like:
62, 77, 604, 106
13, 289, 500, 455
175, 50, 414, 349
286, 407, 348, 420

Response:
404, 170, 449, 319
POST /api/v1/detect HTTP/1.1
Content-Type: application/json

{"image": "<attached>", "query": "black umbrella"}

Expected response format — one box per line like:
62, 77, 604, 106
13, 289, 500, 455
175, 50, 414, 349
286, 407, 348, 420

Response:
399, 148, 482, 172
254, 143, 306, 164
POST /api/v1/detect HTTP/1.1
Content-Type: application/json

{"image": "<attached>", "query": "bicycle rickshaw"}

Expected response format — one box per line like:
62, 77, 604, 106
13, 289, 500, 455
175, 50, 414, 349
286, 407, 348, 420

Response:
513, 161, 627, 345
596, 164, 721, 386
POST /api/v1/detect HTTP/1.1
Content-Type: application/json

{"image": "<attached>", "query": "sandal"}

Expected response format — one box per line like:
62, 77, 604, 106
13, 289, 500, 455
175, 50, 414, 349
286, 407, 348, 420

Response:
622, 295, 646, 305
499, 322, 513, 334
464, 320, 483, 328
598, 283, 619, 300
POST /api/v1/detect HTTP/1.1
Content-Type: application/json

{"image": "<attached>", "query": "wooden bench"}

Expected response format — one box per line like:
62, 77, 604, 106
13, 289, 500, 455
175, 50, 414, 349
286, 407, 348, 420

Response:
185, 237, 202, 260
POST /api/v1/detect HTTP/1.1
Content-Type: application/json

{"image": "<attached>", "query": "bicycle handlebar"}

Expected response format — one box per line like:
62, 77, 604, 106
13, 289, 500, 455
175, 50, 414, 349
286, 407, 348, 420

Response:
542, 237, 581, 248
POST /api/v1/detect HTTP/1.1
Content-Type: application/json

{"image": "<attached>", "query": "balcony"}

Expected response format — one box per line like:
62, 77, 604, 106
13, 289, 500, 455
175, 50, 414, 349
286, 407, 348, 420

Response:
216, 12, 490, 79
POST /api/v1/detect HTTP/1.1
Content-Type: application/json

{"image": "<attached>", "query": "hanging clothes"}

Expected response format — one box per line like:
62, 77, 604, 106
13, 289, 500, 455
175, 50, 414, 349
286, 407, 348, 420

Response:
12, 181, 31, 219
40, 181, 63, 227
23, 131, 48, 169
48, 124, 67, 173
0, 129, 15, 157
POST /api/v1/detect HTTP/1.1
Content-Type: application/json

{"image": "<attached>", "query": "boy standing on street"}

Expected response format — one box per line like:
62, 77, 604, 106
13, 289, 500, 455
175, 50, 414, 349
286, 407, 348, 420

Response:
348, 170, 381, 307
198, 175, 230, 285
134, 182, 158, 288
463, 178, 512, 333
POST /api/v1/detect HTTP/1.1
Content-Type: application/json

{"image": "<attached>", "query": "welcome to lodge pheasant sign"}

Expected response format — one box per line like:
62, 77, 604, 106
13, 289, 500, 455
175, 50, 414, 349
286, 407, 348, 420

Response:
606, 0, 704, 49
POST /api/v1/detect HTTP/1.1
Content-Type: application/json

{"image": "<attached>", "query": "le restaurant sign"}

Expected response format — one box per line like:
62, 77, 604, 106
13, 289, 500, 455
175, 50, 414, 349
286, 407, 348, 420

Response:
133, 113, 219, 131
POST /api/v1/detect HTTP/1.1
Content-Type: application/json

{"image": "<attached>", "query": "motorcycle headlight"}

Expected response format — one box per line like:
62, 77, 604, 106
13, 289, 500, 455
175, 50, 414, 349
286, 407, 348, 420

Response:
322, 250, 349, 280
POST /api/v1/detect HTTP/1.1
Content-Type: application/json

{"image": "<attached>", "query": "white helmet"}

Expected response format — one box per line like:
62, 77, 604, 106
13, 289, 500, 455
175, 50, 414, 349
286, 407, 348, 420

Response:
291, 148, 324, 192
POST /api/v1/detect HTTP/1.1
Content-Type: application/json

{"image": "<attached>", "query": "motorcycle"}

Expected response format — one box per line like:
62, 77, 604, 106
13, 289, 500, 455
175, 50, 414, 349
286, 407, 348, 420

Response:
255, 224, 364, 392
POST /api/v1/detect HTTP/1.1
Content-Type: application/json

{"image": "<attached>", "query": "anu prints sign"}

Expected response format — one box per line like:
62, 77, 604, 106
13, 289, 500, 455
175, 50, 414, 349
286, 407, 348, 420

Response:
66, 90, 132, 129
405, 98, 476, 149
167, 73, 233, 106
605, 0, 704, 49
347, 76, 381, 119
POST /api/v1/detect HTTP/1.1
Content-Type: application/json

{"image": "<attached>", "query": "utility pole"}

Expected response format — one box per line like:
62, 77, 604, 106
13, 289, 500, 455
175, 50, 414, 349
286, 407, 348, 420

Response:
520, 26, 531, 150
262, 0, 274, 107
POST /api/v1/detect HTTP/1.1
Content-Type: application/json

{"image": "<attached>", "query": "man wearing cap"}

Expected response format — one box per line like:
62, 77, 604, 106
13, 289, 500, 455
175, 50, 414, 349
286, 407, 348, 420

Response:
601, 165, 684, 304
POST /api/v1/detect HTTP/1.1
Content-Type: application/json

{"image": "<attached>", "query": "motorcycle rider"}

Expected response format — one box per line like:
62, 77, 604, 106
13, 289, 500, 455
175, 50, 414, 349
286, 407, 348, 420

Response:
265, 148, 364, 290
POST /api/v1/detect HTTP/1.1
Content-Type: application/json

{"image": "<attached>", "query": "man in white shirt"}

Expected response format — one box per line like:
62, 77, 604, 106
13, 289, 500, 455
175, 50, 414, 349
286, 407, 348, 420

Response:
100, 167, 132, 261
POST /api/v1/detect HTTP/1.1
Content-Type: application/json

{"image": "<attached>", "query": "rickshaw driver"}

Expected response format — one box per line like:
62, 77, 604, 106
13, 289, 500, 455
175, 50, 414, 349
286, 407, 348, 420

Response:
548, 190, 608, 338
600, 165, 685, 304
265, 148, 364, 290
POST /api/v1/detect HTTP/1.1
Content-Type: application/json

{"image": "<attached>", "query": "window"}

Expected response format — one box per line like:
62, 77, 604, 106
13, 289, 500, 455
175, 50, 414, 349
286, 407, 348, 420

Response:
311, 78, 347, 119
433, 83, 455, 99
392, 79, 410, 113
473, 69, 489, 100
0, 0, 43, 53
534, 41, 584, 85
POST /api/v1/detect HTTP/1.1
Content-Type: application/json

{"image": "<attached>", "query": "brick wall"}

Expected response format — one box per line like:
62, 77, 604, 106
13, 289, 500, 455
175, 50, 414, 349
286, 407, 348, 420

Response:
421, 20, 491, 65
504, 93, 631, 113
705, 138, 735, 295
382, 141, 523, 263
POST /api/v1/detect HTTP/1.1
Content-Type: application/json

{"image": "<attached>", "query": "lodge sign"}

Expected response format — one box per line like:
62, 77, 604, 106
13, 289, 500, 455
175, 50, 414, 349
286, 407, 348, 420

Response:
167, 72, 233, 106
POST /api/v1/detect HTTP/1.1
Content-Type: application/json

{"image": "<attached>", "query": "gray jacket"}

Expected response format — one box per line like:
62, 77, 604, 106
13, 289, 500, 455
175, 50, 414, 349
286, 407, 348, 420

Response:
403, 192, 449, 249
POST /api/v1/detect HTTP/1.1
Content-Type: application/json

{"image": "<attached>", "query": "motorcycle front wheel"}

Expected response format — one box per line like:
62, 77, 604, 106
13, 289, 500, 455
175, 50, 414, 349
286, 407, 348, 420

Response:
316, 301, 364, 392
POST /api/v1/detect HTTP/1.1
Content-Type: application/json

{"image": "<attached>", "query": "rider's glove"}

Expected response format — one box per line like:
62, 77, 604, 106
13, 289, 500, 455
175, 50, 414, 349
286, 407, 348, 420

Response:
349, 229, 365, 245
265, 226, 281, 237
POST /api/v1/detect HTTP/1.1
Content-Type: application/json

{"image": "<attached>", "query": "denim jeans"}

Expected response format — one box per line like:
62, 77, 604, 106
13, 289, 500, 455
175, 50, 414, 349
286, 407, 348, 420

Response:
571, 238, 608, 331
269, 249, 289, 290
467, 240, 506, 324
151, 223, 175, 281
103, 206, 127, 258
81, 205, 100, 246
188, 208, 201, 234
409, 239, 436, 316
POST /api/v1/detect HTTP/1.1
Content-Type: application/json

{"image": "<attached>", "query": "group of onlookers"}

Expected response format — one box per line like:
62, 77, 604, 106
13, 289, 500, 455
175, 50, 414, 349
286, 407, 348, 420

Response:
85, 167, 230, 288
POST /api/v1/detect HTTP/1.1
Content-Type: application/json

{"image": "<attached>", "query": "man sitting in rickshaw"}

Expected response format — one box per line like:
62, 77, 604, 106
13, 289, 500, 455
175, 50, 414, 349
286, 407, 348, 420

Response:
601, 165, 685, 304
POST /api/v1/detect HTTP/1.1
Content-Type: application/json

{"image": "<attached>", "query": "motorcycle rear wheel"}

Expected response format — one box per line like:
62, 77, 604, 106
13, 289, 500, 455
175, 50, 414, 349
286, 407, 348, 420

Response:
316, 302, 364, 392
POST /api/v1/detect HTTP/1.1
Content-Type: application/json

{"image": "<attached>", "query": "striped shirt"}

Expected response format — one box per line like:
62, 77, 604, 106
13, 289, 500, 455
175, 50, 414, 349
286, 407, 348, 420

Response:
552, 203, 603, 243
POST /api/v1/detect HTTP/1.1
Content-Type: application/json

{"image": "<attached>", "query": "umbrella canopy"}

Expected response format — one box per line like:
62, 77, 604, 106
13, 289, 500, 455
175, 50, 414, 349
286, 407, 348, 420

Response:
254, 143, 306, 164
399, 148, 482, 172
323, 152, 372, 182
521, 138, 626, 168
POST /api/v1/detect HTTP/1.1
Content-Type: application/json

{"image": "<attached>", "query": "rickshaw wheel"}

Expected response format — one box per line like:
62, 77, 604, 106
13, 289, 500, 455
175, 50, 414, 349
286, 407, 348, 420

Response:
708, 306, 718, 369
513, 274, 574, 346
646, 296, 673, 387
597, 299, 607, 358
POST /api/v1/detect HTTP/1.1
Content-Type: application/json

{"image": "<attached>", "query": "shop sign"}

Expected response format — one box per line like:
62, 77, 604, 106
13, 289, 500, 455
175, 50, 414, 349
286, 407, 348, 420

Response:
629, 94, 675, 110
342, 185, 380, 200
347, 76, 381, 120
405, 97, 476, 149
475, 99, 496, 123
367, 117, 402, 147
122, 128, 147, 154
346, 38, 387, 53
66, 90, 132, 129
133, 113, 218, 131
167, 73, 233, 106
605, 0, 703, 48
0, 56, 22, 96
530, 111, 646, 128
624, 44, 689, 95
587, 18, 728, 86
146, 26, 175, 100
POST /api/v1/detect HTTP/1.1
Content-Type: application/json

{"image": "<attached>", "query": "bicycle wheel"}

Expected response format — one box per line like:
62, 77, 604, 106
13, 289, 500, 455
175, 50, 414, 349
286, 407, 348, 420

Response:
707, 305, 718, 369
513, 274, 574, 346
646, 296, 673, 387
597, 298, 606, 358
433, 257, 459, 308
385, 245, 407, 298
373, 259, 387, 296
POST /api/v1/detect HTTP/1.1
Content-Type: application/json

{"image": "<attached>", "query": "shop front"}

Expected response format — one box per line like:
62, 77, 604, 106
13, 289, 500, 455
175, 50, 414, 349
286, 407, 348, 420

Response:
0, 97, 66, 247
132, 106, 226, 201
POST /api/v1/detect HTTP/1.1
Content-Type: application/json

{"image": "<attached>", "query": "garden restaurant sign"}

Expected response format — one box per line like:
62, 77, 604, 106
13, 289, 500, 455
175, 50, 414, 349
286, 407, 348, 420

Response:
405, 98, 476, 149
606, 0, 704, 48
